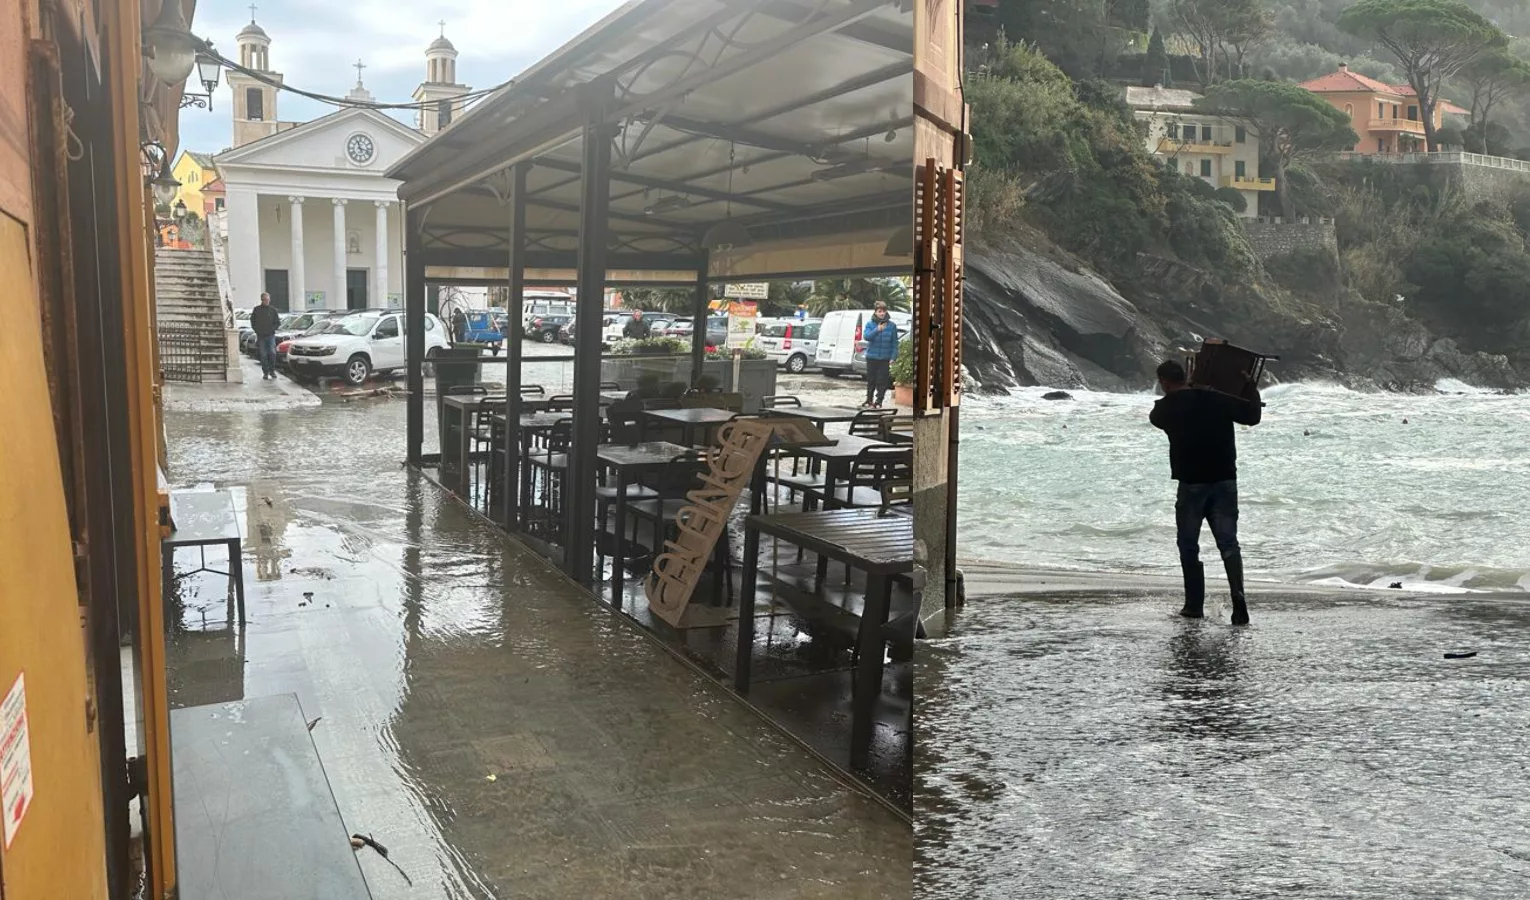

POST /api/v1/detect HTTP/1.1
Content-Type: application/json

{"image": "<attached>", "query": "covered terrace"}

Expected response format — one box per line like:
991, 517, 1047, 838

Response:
387, 0, 919, 807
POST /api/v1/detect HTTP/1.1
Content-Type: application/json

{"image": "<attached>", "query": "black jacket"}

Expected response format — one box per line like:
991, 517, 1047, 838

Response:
1150, 387, 1262, 483
623, 317, 652, 339
249, 304, 281, 337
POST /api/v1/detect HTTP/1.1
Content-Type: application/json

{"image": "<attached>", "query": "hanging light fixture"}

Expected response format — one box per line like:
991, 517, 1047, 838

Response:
143, 0, 201, 84
702, 143, 754, 251
181, 47, 223, 110
149, 158, 181, 206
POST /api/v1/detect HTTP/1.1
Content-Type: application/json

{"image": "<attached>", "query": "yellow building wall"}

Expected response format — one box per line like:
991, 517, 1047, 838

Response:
171, 151, 214, 215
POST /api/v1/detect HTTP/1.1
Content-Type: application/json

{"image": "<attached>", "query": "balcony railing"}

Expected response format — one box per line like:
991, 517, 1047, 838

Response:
1333, 150, 1530, 171
1220, 175, 1276, 191
1157, 137, 1235, 155
1368, 117, 1427, 135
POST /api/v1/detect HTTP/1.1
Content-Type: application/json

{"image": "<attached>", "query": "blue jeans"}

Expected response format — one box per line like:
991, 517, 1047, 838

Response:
258, 334, 278, 376
1176, 480, 1241, 569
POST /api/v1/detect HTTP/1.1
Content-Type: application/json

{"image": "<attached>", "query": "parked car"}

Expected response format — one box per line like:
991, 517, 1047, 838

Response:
525, 313, 572, 343
816, 308, 911, 378
558, 320, 576, 345
602, 312, 633, 344
286, 311, 451, 386
241, 311, 301, 356
755, 318, 821, 372
273, 311, 351, 367
650, 316, 687, 337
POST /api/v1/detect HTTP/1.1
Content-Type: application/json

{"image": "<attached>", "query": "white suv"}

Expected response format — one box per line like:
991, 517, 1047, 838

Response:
287, 311, 450, 386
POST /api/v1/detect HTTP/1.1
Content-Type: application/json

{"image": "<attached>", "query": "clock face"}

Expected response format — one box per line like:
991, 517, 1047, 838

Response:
346, 133, 375, 165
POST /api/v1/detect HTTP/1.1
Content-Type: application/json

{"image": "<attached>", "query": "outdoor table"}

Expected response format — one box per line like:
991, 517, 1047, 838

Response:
162, 489, 246, 625
488, 412, 569, 518
600, 390, 630, 405
767, 404, 863, 431
735, 508, 914, 767
596, 441, 690, 602
798, 435, 890, 510
643, 406, 737, 447
443, 393, 509, 495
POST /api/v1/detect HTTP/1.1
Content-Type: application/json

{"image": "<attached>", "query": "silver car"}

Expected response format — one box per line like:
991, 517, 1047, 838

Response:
756, 318, 821, 373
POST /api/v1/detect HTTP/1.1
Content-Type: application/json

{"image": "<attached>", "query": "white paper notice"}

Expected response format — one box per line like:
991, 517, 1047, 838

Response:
1, 671, 34, 849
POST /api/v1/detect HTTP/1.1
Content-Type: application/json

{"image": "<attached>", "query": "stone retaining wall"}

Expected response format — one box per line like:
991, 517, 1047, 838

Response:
1240, 218, 1338, 261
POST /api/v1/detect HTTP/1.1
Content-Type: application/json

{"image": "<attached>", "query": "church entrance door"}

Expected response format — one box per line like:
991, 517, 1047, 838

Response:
264, 269, 290, 311
346, 268, 369, 310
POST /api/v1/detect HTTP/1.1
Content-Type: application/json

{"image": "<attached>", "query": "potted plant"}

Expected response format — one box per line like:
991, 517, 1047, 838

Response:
889, 337, 915, 407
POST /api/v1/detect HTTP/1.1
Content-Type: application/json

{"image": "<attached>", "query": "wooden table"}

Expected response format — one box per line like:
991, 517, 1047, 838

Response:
596, 441, 690, 602
171, 695, 371, 899
441, 393, 505, 495
736, 508, 913, 766
768, 404, 863, 431
798, 435, 889, 509
643, 406, 737, 446
162, 490, 246, 625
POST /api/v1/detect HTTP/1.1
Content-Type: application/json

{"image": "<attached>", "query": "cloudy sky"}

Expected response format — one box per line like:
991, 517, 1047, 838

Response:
181, 0, 628, 153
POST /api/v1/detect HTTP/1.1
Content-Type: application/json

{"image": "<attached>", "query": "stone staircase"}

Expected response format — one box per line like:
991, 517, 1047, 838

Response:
155, 246, 237, 383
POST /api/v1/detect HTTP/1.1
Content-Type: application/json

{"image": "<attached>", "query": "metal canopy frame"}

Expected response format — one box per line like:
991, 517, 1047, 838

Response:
392, 0, 915, 587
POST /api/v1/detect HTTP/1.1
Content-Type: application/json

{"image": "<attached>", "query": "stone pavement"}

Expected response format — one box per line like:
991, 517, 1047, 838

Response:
163, 355, 320, 412
162, 400, 909, 900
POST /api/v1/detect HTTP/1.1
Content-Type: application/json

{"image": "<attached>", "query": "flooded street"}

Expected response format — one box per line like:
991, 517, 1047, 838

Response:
163, 396, 909, 900
916, 585, 1530, 898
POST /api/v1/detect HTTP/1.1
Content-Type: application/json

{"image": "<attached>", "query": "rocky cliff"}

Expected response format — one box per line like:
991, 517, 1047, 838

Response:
963, 229, 1524, 394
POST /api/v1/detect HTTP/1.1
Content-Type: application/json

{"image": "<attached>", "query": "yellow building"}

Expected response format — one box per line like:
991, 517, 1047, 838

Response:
171, 149, 217, 215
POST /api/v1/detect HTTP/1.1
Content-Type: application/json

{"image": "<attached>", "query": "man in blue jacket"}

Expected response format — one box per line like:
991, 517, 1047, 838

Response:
862, 302, 899, 408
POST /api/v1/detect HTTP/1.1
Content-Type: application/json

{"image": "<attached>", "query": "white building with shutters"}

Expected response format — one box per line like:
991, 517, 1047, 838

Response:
216, 15, 470, 312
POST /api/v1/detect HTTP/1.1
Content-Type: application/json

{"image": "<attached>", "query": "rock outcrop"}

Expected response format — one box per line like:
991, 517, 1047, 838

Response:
963, 229, 1526, 394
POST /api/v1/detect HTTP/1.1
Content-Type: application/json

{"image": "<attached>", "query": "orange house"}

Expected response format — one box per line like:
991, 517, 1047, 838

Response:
1300, 63, 1468, 154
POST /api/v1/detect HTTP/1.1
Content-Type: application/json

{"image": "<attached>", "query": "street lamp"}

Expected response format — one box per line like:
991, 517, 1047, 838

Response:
142, 0, 199, 84
181, 48, 223, 109
149, 163, 181, 207
173, 199, 187, 220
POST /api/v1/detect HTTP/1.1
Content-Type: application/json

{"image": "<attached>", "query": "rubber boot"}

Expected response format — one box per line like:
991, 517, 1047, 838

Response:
1179, 561, 1205, 618
1225, 554, 1249, 625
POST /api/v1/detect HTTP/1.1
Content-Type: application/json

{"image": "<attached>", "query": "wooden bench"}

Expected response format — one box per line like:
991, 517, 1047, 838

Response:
162, 489, 245, 624
171, 694, 372, 899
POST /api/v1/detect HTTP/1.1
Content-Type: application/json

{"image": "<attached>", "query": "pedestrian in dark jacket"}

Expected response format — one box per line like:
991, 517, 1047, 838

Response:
1150, 359, 1262, 624
249, 293, 282, 380
623, 308, 652, 340
861, 302, 899, 408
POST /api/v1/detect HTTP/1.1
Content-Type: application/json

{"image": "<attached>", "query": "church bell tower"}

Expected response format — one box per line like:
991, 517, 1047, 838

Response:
227, 7, 284, 148
412, 23, 471, 136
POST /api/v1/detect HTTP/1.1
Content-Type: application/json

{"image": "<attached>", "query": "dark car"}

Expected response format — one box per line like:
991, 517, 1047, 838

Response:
558, 320, 577, 345
242, 311, 302, 356
525, 313, 572, 343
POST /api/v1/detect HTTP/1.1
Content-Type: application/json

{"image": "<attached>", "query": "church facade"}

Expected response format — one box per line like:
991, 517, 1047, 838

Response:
216, 16, 470, 311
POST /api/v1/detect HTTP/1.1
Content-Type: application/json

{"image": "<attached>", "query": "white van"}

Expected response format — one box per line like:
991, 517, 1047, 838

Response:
815, 309, 911, 378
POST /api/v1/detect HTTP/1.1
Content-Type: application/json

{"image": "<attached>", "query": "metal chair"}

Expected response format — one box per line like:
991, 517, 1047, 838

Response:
761, 395, 801, 410
850, 408, 895, 438
809, 445, 913, 510
545, 394, 575, 413
525, 418, 573, 539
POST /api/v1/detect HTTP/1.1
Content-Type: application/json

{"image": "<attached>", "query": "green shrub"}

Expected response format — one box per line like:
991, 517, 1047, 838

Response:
889, 338, 914, 385
610, 336, 687, 355
1212, 187, 1249, 213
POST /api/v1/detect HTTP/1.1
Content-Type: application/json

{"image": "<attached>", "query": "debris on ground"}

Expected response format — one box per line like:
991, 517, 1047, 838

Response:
350, 833, 413, 886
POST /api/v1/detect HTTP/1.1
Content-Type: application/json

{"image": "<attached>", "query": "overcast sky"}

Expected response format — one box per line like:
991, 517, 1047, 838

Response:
181, 0, 627, 154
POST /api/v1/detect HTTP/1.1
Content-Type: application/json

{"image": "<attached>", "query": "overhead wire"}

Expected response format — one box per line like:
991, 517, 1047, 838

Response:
201, 43, 514, 113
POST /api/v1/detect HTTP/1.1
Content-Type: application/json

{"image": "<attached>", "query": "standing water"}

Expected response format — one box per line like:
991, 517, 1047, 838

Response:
958, 381, 1530, 593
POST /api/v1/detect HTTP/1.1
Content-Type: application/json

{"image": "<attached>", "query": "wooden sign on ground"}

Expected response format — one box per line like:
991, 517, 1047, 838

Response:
644, 418, 828, 627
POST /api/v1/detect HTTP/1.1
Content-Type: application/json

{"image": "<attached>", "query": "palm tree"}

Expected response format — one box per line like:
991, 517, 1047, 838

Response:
758, 281, 811, 317
618, 287, 696, 315
806, 277, 910, 316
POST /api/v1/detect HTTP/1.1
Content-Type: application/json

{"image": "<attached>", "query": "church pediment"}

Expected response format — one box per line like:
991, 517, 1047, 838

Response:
215, 107, 424, 175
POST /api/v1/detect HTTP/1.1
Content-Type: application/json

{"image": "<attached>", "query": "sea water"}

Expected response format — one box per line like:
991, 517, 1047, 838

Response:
958, 380, 1530, 593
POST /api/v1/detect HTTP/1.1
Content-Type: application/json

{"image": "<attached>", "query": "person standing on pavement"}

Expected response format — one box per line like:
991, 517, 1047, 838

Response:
249, 293, 282, 381
861, 301, 899, 408
623, 308, 652, 340
1150, 359, 1262, 625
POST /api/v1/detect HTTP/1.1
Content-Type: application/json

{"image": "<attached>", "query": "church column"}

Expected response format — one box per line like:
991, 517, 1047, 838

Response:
374, 201, 389, 306
332, 198, 348, 310
288, 196, 306, 310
